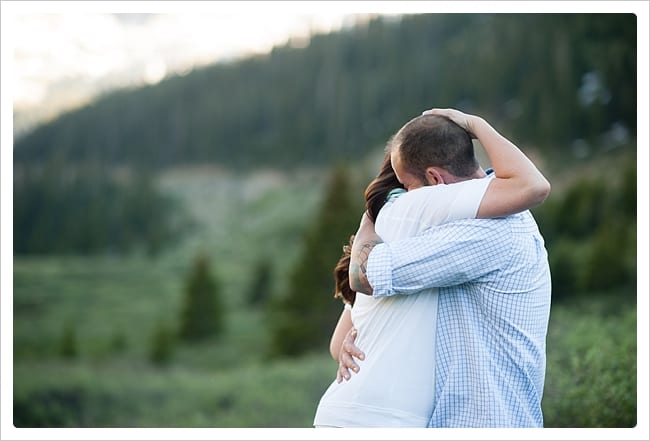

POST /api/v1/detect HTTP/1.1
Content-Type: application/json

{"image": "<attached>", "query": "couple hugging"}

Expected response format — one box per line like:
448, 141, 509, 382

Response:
313, 108, 552, 428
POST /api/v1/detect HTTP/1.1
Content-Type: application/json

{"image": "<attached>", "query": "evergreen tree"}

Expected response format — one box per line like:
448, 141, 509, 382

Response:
59, 321, 78, 359
178, 253, 224, 341
246, 259, 273, 307
150, 321, 175, 366
13, 164, 185, 255
108, 330, 128, 354
269, 165, 361, 357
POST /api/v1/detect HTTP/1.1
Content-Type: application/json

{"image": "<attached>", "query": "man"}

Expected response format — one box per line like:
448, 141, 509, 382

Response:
342, 108, 552, 427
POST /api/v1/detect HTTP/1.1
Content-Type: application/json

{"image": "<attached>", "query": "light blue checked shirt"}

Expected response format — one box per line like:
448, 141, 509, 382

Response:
367, 210, 552, 427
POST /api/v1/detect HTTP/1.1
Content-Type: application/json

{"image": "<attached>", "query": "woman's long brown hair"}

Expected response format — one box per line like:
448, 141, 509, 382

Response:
333, 235, 356, 306
333, 152, 403, 306
364, 151, 403, 223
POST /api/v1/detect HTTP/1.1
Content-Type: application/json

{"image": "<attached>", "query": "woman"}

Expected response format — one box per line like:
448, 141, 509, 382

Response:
313, 108, 550, 427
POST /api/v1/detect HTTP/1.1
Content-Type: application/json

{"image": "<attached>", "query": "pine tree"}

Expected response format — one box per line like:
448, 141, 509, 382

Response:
150, 321, 175, 366
269, 165, 361, 357
247, 259, 273, 307
109, 330, 128, 354
59, 321, 78, 359
178, 253, 224, 341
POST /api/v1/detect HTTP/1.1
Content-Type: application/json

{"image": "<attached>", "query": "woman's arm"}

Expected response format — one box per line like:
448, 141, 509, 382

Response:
423, 108, 551, 218
329, 307, 354, 361
349, 212, 381, 295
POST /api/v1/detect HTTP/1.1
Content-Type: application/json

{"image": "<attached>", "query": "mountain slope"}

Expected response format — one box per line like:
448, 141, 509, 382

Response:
14, 13, 636, 171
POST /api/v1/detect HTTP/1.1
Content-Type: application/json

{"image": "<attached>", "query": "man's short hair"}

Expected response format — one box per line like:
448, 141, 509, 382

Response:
388, 115, 478, 181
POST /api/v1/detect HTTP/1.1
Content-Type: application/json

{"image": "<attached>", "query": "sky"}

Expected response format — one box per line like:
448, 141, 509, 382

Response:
6, 3, 379, 136
4, 1, 648, 129
3, 0, 647, 137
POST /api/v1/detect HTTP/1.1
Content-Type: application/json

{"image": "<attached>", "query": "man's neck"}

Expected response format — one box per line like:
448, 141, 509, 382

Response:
446, 167, 487, 184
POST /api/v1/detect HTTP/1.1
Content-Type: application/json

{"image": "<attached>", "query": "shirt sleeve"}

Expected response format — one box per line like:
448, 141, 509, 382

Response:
375, 176, 492, 243
368, 218, 513, 298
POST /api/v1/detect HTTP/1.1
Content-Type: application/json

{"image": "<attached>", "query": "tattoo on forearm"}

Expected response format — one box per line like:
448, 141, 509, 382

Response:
358, 241, 377, 277
351, 239, 382, 294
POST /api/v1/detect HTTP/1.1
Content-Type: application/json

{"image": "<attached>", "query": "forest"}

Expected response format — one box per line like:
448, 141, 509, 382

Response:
12, 13, 638, 429
14, 14, 635, 170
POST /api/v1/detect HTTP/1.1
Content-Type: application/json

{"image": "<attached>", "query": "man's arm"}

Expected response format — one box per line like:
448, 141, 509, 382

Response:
423, 108, 551, 217
349, 212, 382, 295
367, 219, 510, 297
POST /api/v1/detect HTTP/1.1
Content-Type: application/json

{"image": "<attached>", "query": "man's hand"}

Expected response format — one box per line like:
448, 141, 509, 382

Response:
336, 327, 366, 383
422, 108, 480, 139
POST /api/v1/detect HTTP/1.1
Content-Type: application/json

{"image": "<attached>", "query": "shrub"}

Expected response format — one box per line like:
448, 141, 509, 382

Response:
543, 297, 636, 427
108, 331, 128, 354
548, 239, 580, 301
553, 178, 606, 240
535, 160, 637, 302
581, 220, 633, 292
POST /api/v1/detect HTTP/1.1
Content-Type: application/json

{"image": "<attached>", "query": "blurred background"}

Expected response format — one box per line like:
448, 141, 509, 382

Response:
5, 3, 641, 430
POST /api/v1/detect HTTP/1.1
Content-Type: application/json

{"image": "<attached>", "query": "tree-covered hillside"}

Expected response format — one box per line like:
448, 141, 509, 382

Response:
11, 12, 639, 428
14, 13, 636, 171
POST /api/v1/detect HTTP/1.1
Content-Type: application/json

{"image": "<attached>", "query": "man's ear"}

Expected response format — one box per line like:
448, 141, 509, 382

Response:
425, 167, 446, 185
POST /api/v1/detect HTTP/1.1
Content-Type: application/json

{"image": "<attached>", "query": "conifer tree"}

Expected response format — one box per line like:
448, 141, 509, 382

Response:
247, 259, 273, 307
150, 321, 175, 365
269, 165, 361, 357
59, 321, 78, 359
178, 253, 224, 341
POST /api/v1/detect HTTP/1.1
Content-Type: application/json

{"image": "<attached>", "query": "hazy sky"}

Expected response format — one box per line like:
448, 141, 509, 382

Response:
4, 1, 644, 130
11, 11, 361, 108
5, 2, 388, 134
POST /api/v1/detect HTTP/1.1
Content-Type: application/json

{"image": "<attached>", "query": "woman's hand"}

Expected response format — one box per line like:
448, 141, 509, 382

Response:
422, 108, 480, 138
336, 327, 366, 383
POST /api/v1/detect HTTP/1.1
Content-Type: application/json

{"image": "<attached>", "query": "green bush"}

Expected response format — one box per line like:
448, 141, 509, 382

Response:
548, 239, 581, 300
581, 220, 634, 292
543, 296, 636, 427
553, 178, 607, 239
108, 331, 128, 354
535, 159, 637, 302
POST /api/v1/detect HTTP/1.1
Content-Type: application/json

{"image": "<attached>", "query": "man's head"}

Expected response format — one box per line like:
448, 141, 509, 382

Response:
388, 115, 481, 190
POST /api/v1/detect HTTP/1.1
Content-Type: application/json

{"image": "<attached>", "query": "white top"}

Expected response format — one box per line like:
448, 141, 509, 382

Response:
313, 176, 492, 428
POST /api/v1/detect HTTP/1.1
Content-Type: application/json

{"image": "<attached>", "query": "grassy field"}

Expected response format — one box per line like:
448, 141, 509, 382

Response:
12, 166, 639, 428
14, 354, 336, 427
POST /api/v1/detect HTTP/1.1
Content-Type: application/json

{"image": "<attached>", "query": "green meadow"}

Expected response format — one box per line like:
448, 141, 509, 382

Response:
13, 166, 638, 428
